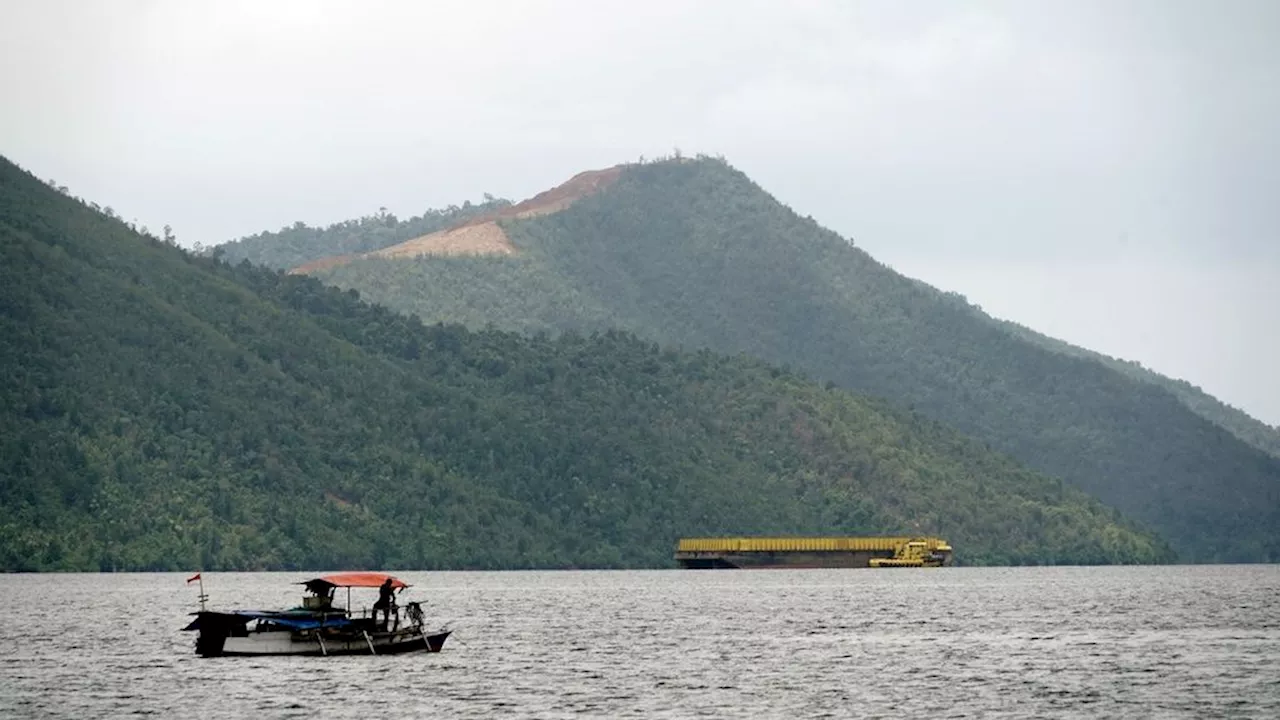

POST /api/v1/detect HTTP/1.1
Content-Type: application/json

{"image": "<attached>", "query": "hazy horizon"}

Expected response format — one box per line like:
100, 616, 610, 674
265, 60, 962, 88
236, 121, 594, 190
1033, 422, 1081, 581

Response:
3, 0, 1276, 425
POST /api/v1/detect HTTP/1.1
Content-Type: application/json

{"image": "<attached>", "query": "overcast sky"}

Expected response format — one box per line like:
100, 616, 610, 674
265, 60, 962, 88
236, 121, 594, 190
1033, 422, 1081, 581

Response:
3, 0, 1277, 425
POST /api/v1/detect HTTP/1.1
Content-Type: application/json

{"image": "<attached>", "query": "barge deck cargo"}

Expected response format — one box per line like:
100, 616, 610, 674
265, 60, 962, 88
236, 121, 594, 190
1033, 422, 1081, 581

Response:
674, 536, 952, 569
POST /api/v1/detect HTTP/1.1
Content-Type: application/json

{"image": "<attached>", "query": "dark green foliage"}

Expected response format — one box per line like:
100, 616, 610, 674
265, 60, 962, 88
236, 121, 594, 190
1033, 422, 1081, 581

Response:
216, 197, 511, 270
1001, 320, 1280, 460
309, 157, 1280, 562
0, 156, 1171, 570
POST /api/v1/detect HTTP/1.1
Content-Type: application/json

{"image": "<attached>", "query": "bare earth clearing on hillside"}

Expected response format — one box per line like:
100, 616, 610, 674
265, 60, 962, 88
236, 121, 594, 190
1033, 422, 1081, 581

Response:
290, 166, 622, 274
372, 223, 516, 259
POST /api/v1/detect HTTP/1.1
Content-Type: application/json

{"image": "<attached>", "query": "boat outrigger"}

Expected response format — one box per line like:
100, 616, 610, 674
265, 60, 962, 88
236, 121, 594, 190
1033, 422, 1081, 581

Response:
182, 572, 451, 657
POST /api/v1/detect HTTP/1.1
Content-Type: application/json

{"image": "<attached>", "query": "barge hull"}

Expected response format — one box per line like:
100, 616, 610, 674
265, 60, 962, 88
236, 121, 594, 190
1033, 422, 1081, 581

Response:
675, 550, 896, 569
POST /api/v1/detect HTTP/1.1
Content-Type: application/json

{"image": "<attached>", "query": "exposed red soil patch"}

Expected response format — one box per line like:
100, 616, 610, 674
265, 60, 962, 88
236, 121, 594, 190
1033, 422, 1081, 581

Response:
289, 166, 623, 274
479, 166, 623, 224
324, 490, 355, 508
371, 222, 516, 260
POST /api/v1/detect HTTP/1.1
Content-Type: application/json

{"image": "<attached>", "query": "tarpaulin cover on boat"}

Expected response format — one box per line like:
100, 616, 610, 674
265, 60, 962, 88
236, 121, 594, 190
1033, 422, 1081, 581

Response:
246, 613, 353, 630
305, 572, 409, 589
183, 611, 353, 632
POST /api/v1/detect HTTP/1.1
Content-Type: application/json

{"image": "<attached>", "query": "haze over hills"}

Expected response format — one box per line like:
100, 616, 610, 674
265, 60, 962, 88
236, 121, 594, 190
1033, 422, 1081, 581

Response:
0, 155, 1174, 571
261, 156, 1280, 563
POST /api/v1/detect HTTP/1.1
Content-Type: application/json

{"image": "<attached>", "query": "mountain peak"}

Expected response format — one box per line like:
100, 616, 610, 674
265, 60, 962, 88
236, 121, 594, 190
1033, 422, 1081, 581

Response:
286, 156, 1280, 562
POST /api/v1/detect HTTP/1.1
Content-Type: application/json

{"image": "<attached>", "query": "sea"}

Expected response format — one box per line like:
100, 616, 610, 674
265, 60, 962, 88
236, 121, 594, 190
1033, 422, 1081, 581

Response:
1, 565, 1277, 718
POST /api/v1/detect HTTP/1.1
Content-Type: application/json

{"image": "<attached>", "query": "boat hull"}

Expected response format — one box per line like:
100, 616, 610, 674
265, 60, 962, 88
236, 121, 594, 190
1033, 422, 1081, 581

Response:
191, 611, 451, 657
211, 629, 451, 657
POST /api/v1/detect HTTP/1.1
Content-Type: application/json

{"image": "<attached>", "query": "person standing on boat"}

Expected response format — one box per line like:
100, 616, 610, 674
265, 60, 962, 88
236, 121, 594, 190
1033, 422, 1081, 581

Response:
373, 577, 397, 630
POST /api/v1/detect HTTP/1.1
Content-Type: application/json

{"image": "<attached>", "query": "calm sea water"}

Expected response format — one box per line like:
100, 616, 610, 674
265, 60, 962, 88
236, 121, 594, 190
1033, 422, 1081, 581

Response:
1, 566, 1277, 718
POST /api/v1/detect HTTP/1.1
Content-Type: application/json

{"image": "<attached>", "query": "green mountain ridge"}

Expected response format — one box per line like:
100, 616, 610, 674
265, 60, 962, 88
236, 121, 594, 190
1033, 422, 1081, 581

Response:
0, 155, 1172, 571
998, 320, 1280, 459
221, 180, 1280, 464
291, 157, 1280, 562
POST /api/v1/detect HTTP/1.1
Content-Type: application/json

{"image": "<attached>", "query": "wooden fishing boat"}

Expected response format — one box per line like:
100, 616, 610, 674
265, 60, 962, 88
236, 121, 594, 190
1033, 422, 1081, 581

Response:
182, 572, 451, 657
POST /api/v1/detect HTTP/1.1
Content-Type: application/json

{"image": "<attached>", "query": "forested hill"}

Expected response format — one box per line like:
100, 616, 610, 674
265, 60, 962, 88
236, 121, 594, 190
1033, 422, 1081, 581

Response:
216, 195, 511, 270
998, 320, 1280, 460
0, 156, 1172, 571
293, 157, 1280, 562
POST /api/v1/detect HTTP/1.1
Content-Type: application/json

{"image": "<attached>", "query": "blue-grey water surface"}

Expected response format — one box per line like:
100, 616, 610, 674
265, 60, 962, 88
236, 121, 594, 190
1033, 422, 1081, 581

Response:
1, 566, 1277, 718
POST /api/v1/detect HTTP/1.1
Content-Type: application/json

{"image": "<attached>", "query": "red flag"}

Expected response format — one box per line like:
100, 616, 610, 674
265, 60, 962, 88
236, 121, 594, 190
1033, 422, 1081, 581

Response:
187, 572, 202, 584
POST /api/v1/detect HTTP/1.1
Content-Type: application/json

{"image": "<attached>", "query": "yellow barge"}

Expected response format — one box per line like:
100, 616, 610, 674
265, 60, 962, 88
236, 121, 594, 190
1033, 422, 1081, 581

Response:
674, 536, 952, 569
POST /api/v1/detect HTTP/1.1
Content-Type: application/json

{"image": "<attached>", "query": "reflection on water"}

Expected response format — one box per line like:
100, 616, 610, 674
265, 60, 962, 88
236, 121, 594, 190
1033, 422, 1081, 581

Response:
0, 565, 1277, 718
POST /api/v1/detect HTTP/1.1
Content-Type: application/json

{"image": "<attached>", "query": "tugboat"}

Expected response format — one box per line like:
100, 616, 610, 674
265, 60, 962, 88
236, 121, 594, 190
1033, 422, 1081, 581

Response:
182, 572, 452, 657
867, 539, 951, 567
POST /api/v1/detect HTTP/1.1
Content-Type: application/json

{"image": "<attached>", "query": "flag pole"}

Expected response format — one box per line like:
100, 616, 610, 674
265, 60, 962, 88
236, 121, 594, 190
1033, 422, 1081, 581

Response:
189, 571, 208, 612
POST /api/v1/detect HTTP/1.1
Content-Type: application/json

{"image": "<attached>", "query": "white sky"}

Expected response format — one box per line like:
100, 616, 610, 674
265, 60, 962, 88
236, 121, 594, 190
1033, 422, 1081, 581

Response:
3, 0, 1277, 425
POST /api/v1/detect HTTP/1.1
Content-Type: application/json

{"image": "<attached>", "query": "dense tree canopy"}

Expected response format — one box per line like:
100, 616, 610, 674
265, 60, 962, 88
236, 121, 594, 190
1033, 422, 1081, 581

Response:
0, 156, 1172, 571
1000, 320, 1280, 460
305, 157, 1280, 562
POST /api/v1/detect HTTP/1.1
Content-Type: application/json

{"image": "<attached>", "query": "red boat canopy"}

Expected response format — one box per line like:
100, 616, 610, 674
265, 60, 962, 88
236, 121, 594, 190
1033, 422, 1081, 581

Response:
305, 572, 409, 590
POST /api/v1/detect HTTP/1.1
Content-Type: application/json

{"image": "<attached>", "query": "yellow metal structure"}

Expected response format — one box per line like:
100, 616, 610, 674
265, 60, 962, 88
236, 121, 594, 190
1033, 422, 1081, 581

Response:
675, 536, 952, 569
868, 539, 950, 567
677, 536, 951, 554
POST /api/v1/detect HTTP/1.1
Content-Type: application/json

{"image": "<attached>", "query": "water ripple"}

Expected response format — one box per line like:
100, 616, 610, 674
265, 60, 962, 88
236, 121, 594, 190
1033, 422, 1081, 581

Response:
0, 566, 1277, 718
